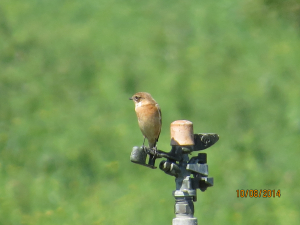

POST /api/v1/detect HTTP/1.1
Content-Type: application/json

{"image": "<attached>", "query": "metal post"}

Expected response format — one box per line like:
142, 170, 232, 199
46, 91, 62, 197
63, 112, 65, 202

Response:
170, 121, 197, 225
130, 120, 219, 224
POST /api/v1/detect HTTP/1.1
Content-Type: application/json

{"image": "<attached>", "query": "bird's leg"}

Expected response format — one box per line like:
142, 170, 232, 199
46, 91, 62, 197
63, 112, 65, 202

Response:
153, 145, 158, 157
142, 137, 146, 150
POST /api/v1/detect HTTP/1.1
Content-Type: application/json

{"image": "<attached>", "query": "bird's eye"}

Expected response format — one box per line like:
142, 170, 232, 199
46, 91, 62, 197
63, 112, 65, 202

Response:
134, 96, 139, 101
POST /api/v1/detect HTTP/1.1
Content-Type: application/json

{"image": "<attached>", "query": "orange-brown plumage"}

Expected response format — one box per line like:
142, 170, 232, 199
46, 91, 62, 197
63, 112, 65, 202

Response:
129, 92, 162, 148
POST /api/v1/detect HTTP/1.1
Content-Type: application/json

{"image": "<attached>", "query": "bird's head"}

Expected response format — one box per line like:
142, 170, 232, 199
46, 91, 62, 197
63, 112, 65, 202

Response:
129, 92, 156, 107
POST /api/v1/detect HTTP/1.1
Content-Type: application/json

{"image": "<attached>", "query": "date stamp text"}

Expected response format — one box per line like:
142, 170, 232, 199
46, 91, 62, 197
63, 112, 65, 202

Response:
236, 189, 281, 198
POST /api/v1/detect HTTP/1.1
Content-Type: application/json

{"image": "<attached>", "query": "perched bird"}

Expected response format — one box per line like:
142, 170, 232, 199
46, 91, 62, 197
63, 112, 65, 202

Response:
129, 92, 162, 149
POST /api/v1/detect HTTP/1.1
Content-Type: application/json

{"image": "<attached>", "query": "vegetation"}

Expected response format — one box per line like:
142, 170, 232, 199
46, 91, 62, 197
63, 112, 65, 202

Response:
1, 0, 299, 224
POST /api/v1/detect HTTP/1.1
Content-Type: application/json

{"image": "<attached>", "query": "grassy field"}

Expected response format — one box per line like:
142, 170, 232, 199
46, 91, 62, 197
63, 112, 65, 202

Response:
1, 0, 300, 224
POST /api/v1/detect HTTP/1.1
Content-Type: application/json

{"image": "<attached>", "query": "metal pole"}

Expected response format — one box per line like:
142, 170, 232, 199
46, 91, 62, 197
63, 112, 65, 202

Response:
130, 120, 219, 224
170, 121, 197, 225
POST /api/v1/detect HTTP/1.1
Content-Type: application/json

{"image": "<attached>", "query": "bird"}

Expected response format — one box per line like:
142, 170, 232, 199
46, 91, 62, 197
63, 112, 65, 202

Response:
129, 92, 162, 149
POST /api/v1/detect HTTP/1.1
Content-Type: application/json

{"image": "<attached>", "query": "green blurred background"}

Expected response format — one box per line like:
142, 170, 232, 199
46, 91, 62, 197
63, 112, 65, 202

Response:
1, 0, 299, 224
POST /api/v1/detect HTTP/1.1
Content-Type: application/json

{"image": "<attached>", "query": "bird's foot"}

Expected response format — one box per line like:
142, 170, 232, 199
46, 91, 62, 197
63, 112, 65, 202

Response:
153, 146, 158, 158
141, 145, 146, 151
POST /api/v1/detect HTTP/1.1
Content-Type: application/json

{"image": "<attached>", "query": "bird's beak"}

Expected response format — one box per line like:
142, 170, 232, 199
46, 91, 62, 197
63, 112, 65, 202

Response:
129, 97, 133, 100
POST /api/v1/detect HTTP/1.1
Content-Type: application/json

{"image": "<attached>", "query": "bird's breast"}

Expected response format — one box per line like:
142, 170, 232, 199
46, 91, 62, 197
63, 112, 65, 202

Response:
135, 104, 161, 136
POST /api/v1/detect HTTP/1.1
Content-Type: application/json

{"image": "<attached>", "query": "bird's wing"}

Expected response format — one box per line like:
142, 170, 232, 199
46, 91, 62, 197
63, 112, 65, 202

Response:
156, 103, 162, 141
